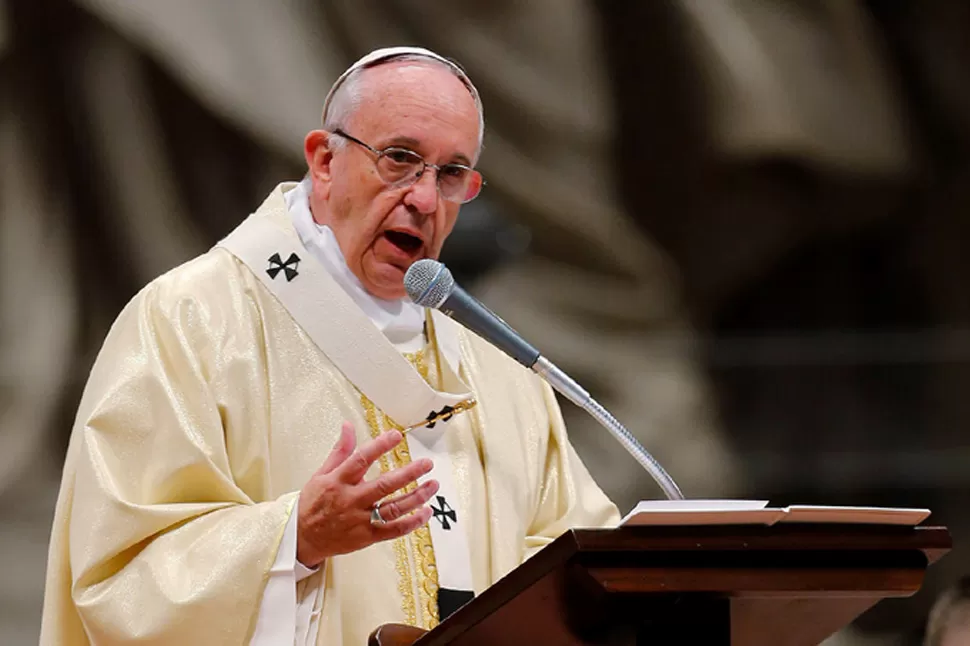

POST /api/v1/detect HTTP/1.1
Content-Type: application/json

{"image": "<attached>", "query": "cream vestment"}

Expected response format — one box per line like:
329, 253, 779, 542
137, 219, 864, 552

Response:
40, 183, 620, 645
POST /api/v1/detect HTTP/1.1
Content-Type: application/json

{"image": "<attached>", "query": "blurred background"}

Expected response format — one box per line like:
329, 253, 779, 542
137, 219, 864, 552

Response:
2, 1, 969, 644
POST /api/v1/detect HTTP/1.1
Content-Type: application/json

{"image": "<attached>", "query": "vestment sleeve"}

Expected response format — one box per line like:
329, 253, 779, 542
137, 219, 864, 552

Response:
523, 381, 621, 559
63, 277, 296, 644
251, 502, 322, 645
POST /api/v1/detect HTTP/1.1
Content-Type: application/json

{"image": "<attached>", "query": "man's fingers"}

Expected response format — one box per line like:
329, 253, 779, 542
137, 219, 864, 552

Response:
373, 505, 434, 541
316, 422, 357, 476
337, 429, 403, 483
373, 479, 439, 523
358, 458, 434, 505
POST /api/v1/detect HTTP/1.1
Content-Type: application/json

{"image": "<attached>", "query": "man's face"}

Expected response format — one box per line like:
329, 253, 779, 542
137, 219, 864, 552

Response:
305, 62, 481, 300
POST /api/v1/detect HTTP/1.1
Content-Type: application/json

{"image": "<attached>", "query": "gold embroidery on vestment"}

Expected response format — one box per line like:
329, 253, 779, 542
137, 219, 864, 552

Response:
362, 395, 416, 626
414, 524, 440, 627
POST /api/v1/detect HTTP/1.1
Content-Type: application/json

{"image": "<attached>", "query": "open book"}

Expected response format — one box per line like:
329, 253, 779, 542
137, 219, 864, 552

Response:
620, 500, 931, 527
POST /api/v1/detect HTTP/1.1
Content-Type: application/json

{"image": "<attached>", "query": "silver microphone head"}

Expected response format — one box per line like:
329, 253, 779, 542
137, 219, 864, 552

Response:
404, 259, 455, 308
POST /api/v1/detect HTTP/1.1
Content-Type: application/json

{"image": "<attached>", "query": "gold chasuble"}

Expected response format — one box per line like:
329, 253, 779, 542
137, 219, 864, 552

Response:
40, 184, 620, 645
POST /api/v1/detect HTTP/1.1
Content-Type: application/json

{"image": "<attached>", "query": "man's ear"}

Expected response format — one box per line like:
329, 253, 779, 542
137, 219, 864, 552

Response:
304, 130, 334, 186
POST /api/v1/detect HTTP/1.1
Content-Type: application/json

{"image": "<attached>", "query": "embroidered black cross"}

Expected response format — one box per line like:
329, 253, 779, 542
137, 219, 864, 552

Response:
267, 252, 300, 282
424, 405, 455, 429
431, 495, 457, 530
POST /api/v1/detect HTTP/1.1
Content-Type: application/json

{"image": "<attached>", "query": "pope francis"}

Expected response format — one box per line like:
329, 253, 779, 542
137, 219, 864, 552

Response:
40, 47, 620, 645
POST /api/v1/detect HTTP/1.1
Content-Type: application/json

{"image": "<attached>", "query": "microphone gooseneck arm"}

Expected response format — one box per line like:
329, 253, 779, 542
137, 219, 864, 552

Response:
531, 356, 684, 501
404, 258, 685, 500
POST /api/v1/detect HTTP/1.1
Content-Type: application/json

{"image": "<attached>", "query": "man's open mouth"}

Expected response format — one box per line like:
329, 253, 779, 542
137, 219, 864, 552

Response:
384, 230, 424, 255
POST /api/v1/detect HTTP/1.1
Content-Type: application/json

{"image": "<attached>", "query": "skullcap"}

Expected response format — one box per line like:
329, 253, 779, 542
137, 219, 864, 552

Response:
321, 46, 483, 127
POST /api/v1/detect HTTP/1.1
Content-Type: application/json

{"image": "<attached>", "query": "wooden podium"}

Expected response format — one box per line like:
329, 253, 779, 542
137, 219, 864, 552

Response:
370, 524, 950, 646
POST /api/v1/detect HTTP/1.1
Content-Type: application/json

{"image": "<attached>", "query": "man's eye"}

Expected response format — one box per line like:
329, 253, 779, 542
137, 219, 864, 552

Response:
441, 165, 468, 179
385, 150, 416, 164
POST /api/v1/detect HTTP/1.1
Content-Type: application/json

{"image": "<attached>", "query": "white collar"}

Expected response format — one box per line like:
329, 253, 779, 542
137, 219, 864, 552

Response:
286, 178, 428, 352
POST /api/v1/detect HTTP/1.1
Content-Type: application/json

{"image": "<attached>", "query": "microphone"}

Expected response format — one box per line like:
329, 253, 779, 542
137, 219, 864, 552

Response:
405, 259, 684, 501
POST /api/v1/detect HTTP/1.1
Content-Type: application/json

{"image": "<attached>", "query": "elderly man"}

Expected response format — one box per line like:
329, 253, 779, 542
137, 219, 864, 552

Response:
40, 47, 619, 645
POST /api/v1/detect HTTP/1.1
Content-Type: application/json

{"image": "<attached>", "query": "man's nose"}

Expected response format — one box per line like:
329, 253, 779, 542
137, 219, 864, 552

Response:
403, 169, 439, 215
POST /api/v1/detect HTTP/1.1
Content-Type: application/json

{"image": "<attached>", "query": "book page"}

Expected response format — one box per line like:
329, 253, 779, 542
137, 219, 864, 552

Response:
620, 499, 783, 526
619, 500, 931, 527
780, 505, 931, 525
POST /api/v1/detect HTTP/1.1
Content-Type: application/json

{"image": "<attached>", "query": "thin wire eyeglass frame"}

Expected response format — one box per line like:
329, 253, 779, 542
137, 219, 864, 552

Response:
331, 129, 484, 204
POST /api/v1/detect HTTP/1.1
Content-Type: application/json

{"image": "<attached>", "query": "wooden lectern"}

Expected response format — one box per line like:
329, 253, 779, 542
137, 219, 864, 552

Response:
369, 525, 950, 646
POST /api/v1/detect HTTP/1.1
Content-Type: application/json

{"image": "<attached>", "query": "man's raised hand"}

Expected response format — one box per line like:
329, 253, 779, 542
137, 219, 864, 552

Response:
296, 422, 437, 568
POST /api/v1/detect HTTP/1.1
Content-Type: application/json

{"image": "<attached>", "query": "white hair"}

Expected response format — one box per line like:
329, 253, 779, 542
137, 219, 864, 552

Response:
322, 48, 485, 158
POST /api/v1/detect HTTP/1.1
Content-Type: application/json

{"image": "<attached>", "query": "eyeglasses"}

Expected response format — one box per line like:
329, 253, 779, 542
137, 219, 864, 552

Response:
332, 129, 484, 204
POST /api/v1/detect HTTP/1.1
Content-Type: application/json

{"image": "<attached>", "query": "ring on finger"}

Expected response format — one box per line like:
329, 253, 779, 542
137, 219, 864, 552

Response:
370, 504, 387, 526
